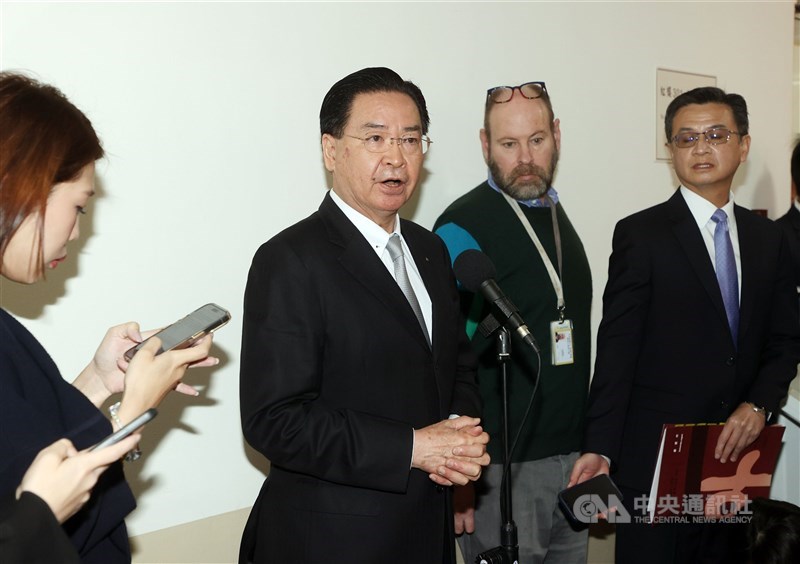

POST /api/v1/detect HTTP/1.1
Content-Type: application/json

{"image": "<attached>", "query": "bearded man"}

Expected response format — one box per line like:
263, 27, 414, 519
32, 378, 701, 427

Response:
434, 82, 592, 564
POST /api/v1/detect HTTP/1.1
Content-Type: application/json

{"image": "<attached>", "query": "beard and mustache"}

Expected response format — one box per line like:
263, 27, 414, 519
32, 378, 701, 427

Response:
489, 147, 560, 201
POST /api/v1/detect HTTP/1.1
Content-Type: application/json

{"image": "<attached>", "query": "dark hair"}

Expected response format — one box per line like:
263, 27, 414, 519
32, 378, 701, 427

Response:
483, 86, 556, 139
319, 67, 429, 138
791, 137, 800, 189
665, 86, 749, 142
0, 71, 103, 272
748, 498, 800, 564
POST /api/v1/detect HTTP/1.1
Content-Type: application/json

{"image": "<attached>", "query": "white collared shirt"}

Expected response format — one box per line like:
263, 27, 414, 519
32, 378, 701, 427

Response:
329, 190, 433, 337
679, 186, 742, 302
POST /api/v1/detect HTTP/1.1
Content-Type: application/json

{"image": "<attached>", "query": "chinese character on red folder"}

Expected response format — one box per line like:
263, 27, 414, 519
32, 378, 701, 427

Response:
647, 423, 784, 522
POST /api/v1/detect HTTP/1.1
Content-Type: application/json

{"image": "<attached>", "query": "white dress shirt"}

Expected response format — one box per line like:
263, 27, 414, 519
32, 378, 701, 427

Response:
329, 189, 433, 337
679, 186, 742, 302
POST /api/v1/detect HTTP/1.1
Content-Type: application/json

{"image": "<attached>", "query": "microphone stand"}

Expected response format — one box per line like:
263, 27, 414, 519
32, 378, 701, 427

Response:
475, 328, 519, 564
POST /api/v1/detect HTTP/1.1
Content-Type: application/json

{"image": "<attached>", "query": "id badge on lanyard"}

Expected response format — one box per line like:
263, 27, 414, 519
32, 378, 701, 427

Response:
502, 191, 575, 365
550, 319, 574, 365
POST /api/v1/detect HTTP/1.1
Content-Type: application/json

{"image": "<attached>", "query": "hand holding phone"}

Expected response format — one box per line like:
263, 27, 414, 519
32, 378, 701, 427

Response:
558, 473, 624, 527
90, 409, 157, 451
114, 329, 215, 423
18, 436, 142, 523
124, 303, 230, 362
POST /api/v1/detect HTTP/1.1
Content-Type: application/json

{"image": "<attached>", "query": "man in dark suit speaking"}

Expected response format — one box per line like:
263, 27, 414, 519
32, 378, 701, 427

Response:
569, 87, 800, 563
239, 67, 489, 564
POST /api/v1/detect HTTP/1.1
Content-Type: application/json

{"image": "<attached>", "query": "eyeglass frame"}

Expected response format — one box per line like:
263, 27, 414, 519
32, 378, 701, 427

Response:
344, 133, 432, 155
669, 127, 742, 149
486, 81, 548, 104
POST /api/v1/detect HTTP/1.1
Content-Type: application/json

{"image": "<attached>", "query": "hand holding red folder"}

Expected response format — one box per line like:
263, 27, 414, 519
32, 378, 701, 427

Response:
714, 402, 767, 463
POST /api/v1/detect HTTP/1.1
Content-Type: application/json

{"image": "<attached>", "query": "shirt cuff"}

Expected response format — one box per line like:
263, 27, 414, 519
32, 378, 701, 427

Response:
410, 428, 415, 470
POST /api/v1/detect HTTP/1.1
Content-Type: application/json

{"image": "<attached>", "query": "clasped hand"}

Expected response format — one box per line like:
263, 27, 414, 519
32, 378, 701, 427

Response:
411, 416, 490, 487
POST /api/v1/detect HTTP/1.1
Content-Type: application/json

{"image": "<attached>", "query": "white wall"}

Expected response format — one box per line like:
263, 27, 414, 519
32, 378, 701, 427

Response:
0, 1, 796, 536
795, 15, 800, 135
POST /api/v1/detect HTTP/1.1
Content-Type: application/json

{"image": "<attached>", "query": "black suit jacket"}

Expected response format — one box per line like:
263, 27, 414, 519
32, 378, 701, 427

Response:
239, 194, 480, 564
0, 309, 136, 563
0, 492, 80, 564
583, 190, 800, 494
775, 204, 800, 286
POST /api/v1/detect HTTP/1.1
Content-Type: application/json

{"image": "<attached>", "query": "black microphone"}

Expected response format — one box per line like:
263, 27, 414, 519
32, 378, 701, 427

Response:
453, 249, 540, 353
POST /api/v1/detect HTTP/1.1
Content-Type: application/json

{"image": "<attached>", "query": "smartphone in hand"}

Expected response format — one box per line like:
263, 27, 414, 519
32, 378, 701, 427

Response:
90, 409, 157, 451
558, 473, 624, 527
124, 303, 230, 362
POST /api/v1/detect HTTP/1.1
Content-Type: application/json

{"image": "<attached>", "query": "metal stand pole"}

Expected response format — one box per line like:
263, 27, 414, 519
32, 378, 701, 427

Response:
476, 328, 519, 564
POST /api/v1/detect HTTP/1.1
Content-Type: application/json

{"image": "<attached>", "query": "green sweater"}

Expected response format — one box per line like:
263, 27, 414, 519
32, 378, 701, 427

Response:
434, 183, 592, 462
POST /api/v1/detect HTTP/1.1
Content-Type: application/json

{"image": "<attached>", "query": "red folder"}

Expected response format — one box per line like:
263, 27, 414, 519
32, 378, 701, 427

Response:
647, 423, 784, 522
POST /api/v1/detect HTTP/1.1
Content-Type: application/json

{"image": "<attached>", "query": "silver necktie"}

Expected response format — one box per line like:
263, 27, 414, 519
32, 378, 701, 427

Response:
386, 234, 431, 347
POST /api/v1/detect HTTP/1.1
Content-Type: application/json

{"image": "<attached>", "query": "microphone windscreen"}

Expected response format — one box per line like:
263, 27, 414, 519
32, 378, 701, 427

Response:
453, 249, 497, 292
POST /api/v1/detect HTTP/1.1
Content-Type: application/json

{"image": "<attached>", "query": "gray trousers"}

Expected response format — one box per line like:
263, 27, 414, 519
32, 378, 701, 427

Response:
458, 453, 588, 564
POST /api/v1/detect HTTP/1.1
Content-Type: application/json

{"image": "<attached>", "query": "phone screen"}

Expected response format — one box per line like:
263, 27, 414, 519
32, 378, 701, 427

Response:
151, 304, 228, 353
124, 303, 230, 361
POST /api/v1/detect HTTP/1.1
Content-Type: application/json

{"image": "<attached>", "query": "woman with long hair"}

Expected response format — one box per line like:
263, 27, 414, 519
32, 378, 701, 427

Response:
0, 71, 215, 562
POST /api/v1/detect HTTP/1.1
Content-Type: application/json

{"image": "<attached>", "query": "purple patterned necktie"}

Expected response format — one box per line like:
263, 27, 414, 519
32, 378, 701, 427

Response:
711, 209, 739, 344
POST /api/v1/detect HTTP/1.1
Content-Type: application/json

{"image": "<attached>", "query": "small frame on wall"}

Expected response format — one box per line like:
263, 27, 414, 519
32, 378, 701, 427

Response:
656, 68, 717, 161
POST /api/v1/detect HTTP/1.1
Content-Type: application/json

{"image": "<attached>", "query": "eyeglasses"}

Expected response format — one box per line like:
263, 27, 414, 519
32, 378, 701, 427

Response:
670, 128, 741, 149
487, 81, 547, 104
345, 134, 432, 155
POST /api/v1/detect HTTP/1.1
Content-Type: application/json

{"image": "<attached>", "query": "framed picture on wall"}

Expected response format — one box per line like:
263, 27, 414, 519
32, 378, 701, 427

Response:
656, 68, 717, 161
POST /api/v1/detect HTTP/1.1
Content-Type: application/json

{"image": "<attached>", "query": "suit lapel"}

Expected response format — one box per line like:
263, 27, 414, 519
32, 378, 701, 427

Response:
667, 191, 732, 340
318, 195, 432, 352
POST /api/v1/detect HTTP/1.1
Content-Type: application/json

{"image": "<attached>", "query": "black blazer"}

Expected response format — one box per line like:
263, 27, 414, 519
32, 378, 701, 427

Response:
239, 194, 480, 564
0, 492, 80, 564
775, 204, 800, 286
0, 309, 136, 563
583, 190, 800, 494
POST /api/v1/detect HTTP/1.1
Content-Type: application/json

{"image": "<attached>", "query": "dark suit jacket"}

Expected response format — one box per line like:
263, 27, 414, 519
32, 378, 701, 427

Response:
0, 492, 80, 564
239, 193, 480, 564
583, 190, 800, 495
775, 204, 800, 286
0, 308, 136, 563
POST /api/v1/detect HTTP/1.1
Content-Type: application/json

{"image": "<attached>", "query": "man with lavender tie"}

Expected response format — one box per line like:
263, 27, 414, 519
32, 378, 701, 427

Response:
569, 87, 800, 563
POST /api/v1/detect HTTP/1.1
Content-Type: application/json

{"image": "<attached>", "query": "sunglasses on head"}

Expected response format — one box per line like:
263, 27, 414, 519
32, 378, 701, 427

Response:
486, 81, 547, 104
